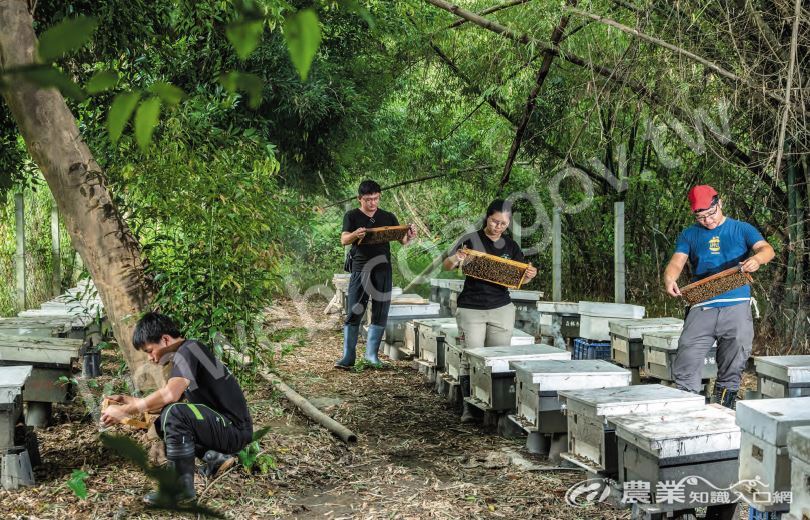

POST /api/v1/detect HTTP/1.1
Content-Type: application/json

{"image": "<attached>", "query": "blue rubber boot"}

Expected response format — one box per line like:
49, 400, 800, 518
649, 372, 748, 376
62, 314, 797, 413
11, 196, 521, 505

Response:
364, 324, 385, 365
335, 324, 359, 369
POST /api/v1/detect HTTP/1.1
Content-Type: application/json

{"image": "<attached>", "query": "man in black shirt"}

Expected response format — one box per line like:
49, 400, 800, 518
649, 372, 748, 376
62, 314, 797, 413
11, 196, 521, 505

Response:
336, 179, 416, 369
101, 312, 253, 505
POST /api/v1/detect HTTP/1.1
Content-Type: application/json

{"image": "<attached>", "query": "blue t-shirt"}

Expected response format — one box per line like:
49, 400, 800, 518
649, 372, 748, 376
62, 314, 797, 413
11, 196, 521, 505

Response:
674, 218, 764, 308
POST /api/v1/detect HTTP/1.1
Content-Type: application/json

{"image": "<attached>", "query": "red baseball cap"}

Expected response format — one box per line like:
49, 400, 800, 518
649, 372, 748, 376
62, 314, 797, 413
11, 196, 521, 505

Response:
687, 185, 718, 212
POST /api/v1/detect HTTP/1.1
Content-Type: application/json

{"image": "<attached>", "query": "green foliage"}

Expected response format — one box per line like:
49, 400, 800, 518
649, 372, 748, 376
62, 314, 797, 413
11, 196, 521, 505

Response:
284, 9, 322, 81
66, 469, 90, 499
237, 425, 272, 471
218, 71, 264, 109
133, 97, 161, 151
227, 19, 265, 60
107, 92, 141, 144
85, 70, 119, 94
37, 15, 98, 63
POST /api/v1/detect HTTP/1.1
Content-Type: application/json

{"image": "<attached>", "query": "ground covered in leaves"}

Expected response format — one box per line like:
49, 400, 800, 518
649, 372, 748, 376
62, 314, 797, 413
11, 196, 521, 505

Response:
2, 298, 755, 519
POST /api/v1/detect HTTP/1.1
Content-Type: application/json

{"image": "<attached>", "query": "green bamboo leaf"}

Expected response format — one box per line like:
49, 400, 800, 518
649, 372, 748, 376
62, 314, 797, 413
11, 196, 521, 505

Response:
17, 66, 86, 101
86, 70, 119, 94
107, 91, 141, 144
283, 9, 321, 82
134, 97, 162, 151
226, 19, 264, 60
148, 81, 185, 105
37, 16, 99, 63
339, 0, 375, 29
219, 71, 263, 109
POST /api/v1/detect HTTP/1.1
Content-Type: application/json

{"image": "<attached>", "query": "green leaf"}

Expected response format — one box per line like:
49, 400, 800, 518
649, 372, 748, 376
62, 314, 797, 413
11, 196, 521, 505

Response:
85, 70, 119, 94
107, 91, 141, 144
148, 81, 185, 106
134, 97, 161, 151
226, 19, 264, 60
283, 9, 321, 82
38, 16, 99, 63
17, 66, 86, 101
339, 0, 375, 29
219, 71, 263, 109
67, 469, 89, 499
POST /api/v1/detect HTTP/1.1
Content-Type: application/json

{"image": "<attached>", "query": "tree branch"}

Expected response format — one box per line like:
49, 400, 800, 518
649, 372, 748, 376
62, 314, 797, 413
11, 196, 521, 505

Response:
447, 0, 532, 29
565, 7, 786, 104
773, 0, 802, 181
498, 1, 576, 191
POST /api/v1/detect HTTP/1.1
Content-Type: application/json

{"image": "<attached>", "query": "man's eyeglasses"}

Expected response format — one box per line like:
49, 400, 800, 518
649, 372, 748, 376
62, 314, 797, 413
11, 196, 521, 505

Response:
360, 195, 380, 203
694, 204, 719, 221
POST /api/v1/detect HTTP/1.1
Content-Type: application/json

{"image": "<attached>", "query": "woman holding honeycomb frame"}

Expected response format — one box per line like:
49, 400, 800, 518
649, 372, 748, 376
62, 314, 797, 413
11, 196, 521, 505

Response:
443, 199, 537, 422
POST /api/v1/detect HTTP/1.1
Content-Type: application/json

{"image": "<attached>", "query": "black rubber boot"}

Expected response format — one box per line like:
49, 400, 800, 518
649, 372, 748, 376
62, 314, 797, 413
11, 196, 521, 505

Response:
201, 450, 237, 478
143, 456, 196, 506
712, 385, 738, 410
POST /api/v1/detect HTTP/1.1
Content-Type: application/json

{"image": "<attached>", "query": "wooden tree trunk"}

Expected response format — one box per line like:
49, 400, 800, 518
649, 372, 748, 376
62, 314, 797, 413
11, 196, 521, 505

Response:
0, 0, 163, 390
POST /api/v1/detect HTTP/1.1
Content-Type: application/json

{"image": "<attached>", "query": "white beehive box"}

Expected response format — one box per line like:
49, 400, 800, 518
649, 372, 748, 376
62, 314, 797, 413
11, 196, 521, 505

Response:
613, 405, 740, 460
787, 425, 810, 520
466, 344, 570, 411
754, 356, 810, 399
609, 318, 683, 368
559, 385, 705, 473
643, 331, 717, 381
0, 366, 33, 449
736, 397, 810, 507
416, 319, 457, 365
511, 360, 631, 432
578, 301, 645, 341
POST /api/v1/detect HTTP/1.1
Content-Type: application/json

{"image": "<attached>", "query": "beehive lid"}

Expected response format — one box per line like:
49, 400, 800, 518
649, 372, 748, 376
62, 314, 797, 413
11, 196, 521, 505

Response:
612, 405, 740, 459
435, 279, 452, 289
559, 384, 705, 419
0, 365, 33, 407
429, 278, 441, 287
448, 280, 464, 291
511, 329, 535, 345
736, 397, 810, 445
578, 301, 645, 319
387, 302, 440, 317
753, 356, 810, 384
413, 317, 456, 328
608, 318, 683, 339
465, 345, 570, 372
0, 334, 83, 366
509, 289, 543, 302
536, 301, 579, 314
642, 331, 682, 350
509, 360, 631, 391
787, 425, 810, 465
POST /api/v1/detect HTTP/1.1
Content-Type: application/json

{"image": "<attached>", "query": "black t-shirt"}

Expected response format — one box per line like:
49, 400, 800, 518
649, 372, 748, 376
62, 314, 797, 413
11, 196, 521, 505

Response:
342, 208, 399, 272
451, 230, 526, 310
169, 340, 252, 432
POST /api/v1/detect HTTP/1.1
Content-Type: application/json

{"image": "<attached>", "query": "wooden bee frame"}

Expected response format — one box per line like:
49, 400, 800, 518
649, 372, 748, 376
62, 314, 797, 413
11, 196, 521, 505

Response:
357, 225, 410, 245
459, 247, 530, 289
680, 266, 753, 306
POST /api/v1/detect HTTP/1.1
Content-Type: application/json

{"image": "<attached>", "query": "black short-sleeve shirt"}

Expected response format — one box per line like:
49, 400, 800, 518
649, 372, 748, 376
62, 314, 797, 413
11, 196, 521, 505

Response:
342, 208, 399, 272
451, 230, 526, 310
170, 340, 253, 431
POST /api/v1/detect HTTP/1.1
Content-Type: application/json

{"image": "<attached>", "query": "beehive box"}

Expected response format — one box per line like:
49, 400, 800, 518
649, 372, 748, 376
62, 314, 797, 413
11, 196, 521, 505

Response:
416, 319, 457, 367
432, 279, 455, 317
608, 317, 683, 368
466, 345, 570, 411
0, 334, 82, 403
643, 331, 717, 381
510, 360, 631, 433
754, 356, 810, 399
509, 290, 544, 336
446, 280, 464, 316
0, 366, 32, 450
536, 302, 580, 338
559, 385, 705, 475
405, 317, 454, 358
444, 329, 537, 384
612, 405, 740, 506
736, 397, 810, 510
787, 425, 810, 520
382, 302, 441, 345
0, 318, 70, 339
578, 301, 645, 341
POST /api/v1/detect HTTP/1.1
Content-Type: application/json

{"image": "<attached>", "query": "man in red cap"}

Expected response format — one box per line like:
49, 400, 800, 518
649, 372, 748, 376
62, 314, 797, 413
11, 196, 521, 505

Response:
663, 185, 774, 408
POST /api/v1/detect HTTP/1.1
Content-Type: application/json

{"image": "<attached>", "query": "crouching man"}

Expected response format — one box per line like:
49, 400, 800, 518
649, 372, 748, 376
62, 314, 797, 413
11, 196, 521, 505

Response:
100, 312, 253, 504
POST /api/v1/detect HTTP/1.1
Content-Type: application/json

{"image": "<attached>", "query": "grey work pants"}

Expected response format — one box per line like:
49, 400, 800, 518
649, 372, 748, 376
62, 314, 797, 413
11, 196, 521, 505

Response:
672, 302, 754, 393
455, 303, 515, 348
